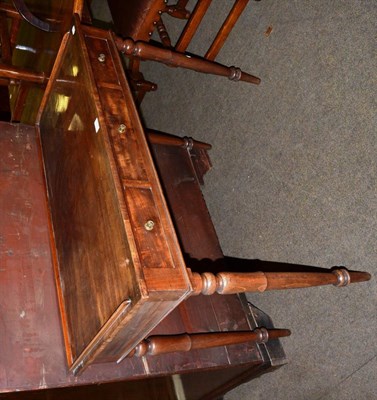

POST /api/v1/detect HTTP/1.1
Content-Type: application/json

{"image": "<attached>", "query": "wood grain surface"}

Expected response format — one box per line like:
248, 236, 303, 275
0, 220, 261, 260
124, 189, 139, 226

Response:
37, 19, 191, 372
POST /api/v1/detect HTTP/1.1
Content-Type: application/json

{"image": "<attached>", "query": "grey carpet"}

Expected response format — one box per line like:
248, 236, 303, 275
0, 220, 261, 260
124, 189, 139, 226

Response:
92, 1, 377, 399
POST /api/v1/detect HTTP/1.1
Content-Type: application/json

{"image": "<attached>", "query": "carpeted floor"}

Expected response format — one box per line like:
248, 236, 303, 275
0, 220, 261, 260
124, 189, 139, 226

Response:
92, 1, 377, 399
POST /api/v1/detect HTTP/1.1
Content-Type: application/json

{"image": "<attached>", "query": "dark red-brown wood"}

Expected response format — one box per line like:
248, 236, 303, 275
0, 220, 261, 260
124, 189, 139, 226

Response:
0, 0, 72, 123
114, 34, 260, 85
0, 120, 283, 397
107, 0, 260, 102
0, 10, 285, 400
37, 18, 191, 374
189, 268, 371, 295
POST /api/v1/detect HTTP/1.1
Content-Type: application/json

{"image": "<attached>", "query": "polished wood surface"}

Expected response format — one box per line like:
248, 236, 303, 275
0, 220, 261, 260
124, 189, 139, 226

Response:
0, 121, 284, 398
0, 0, 71, 122
189, 268, 371, 295
2, 1, 259, 108
107, 0, 164, 41
0, 11, 11, 62
0, 379, 177, 400
147, 130, 212, 150
12, 0, 60, 32
150, 137, 223, 261
165, 0, 191, 20
1, 5, 371, 398
37, 18, 190, 374
114, 34, 260, 85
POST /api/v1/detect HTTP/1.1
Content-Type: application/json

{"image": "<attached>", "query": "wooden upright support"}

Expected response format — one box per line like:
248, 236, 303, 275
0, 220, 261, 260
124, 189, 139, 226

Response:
189, 268, 371, 295
128, 328, 291, 358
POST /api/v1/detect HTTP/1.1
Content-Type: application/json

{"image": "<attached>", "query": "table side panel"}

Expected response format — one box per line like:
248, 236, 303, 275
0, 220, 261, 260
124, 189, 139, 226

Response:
37, 28, 142, 365
38, 19, 192, 370
82, 29, 191, 293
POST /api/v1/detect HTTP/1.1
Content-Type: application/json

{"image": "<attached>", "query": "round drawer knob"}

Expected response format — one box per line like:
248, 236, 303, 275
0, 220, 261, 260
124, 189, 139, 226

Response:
144, 220, 155, 231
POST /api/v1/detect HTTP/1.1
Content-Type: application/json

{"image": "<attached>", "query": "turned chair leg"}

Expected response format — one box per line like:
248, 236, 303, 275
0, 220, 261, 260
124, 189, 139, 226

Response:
127, 328, 291, 358
188, 268, 371, 295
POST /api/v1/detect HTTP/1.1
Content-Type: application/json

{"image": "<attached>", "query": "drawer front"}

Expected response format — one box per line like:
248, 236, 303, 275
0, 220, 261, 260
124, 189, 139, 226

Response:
85, 36, 119, 85
126, 186, 174, 270
99, 87, 149, 181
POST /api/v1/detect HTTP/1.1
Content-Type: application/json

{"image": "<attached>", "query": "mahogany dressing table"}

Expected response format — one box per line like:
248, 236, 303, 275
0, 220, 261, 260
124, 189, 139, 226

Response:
0, 5, 370, 399
0, 15, 288, 400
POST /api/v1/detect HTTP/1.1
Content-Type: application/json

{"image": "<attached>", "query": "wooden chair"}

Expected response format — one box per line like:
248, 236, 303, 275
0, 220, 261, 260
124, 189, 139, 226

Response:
108, 0, 261, 102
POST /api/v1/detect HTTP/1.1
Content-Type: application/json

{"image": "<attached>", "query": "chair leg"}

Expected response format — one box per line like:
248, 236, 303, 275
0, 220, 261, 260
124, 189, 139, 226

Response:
115, 36, 261, 85
188, 268, 371, 295
128, 328, 291, 357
